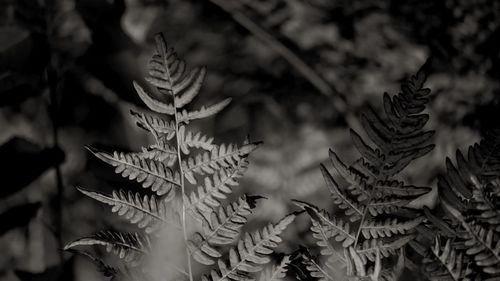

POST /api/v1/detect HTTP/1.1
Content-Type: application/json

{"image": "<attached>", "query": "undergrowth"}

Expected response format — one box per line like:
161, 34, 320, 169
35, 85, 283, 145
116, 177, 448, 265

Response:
64, 34, 500, 281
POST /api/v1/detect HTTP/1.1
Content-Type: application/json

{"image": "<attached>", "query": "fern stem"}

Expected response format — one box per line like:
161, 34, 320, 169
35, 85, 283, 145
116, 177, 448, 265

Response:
170, 89, 194, 281
173, 112, 194, 281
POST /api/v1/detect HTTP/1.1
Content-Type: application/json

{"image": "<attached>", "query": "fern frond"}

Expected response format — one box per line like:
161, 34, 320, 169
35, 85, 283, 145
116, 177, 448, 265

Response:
439, 131, 500, 214
356, 235, 415, 264
463, 223, 500, 274
372, 180, 431, 198
140, 140, 178, 166
178, 98, 232, 124
423, 237, 470, 281
133, 81, 175, 114
202, 213, 296, 281
301, 251, 334, 281
77, 187, 180, 233
185, 158, 249, 220
355, 69, 434, 177
293, 200, 354, 252
189, 195, 262, 265
366, 197, 412, 216
328, 149, 371, 201
145, 39, 184, 91
299, 66, 433, 280
64, 231, 150, 266
173, 67, 206, 108
178, 125, 214, 154
258, 255, 291, 281
66, 249, 118, 278
87, 146, 181, 196
360, 217, 424, 239
130, 109, 176, 140
182, 142, 258, 184
146, 34, 206, 105
320, 163, 364, 221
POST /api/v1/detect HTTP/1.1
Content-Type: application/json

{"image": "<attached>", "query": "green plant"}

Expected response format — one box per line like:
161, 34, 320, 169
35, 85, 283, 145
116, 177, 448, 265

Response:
293, 66, 434, 280
64, 33, 296, 281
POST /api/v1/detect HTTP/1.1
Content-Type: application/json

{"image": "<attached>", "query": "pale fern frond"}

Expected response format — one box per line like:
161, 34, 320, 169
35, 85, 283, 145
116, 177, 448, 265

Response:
145, 39, 184, 91
140, 140, 178, 166
178, 98, 232, 124
130, 109, 176, 141
64, 231, 151, 266
182, 142, 258, 184
146, 34, 206, 104
133, 81, 175, 114
185, 158, 249, 220
189, 195, 262, 265
258, 255, 291, 281
77, 187, 180, 233
173, 67, 206, 107
201, 213, 296, 281
178, 125, 214, 154
87, 146, 181, 196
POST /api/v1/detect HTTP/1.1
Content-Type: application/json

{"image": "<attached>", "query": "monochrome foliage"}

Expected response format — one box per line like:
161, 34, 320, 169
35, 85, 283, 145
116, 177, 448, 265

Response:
64, 34, 295, 281
293, 66, 434, 280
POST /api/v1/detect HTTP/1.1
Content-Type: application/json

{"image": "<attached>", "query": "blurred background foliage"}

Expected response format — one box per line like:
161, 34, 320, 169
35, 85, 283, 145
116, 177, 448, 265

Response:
0, 0, 499, 280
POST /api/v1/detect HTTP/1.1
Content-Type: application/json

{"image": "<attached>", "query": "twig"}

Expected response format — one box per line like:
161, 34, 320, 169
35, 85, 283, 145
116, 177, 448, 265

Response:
208, 0, 347, 111
47, 65, 65, 267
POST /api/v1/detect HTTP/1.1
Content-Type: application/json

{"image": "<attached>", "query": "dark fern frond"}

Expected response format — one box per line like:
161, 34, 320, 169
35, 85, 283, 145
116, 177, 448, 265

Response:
293, 200, 354, 254
320, 162, 364, 222
355, 235, 415, 264
296, 65, 433, 279
360, 217, 424, 239
66, 249, 119, 279
354, 68, 435, 177
422, 237, 472, 281
430, 130, 500, 278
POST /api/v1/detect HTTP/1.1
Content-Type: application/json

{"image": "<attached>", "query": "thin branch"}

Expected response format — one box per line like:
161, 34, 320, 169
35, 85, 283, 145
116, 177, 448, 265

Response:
208, 0, 347, 113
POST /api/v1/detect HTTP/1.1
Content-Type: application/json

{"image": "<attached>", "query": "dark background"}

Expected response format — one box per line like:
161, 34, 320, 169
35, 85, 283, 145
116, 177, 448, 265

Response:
0, 0, 499, 280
